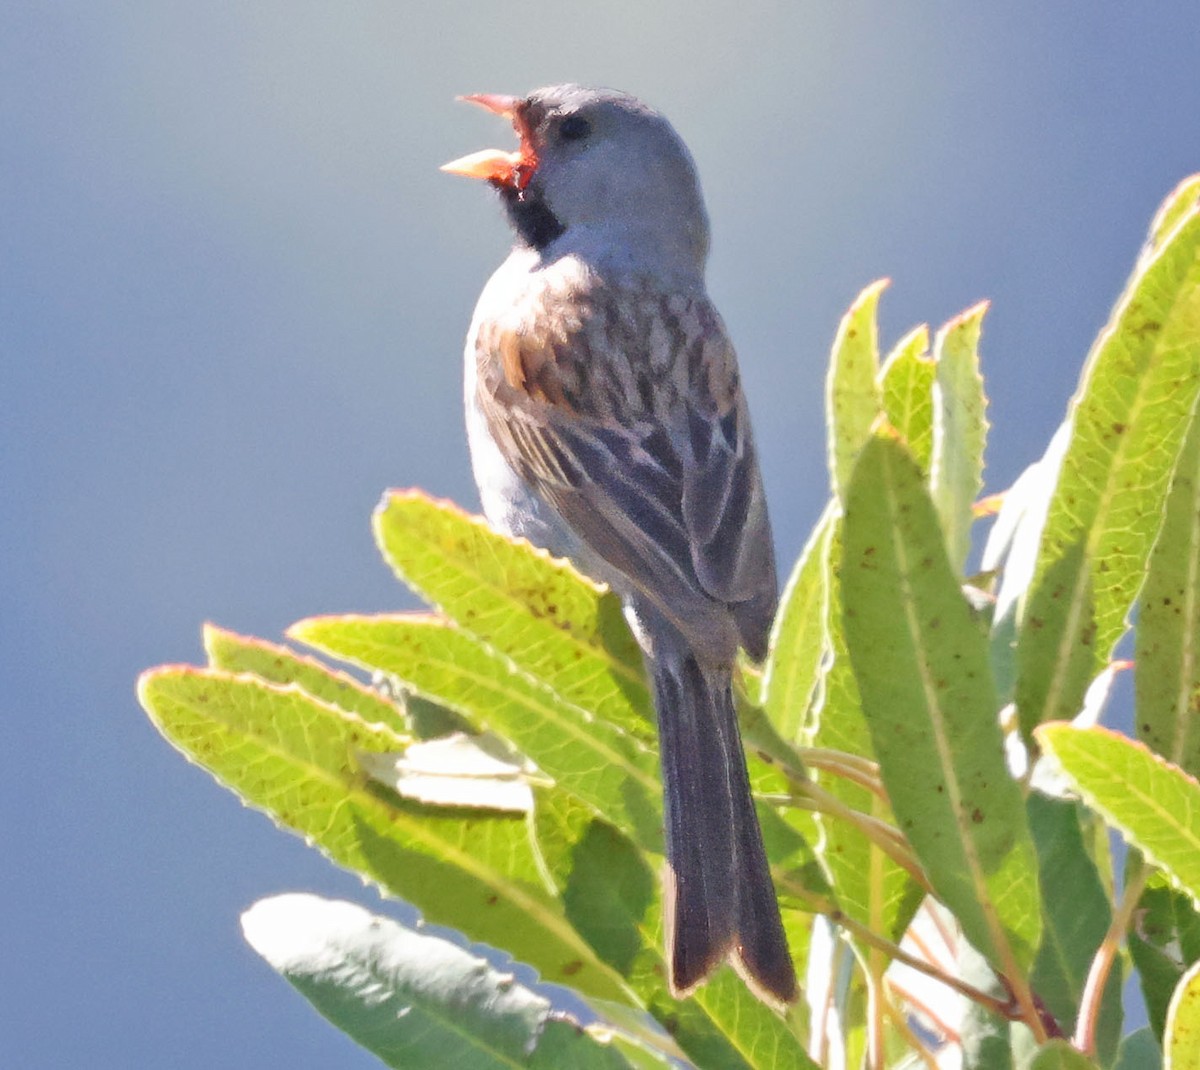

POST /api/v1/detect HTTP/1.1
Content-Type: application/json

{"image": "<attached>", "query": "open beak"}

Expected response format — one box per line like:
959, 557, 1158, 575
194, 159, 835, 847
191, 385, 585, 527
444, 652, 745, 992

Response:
441, 93, 537, 190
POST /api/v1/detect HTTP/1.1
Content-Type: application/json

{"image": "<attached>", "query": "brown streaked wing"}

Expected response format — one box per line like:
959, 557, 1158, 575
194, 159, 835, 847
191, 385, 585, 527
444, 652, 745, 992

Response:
475, 291, 777, 660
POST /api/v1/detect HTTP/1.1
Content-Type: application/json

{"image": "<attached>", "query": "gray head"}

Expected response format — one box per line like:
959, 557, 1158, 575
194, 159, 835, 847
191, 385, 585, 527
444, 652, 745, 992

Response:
443, 85, 711, 284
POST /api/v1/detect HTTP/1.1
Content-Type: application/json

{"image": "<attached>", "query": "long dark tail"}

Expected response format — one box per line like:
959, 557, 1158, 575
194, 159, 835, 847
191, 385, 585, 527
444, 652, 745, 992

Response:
654, 652, 797, 1006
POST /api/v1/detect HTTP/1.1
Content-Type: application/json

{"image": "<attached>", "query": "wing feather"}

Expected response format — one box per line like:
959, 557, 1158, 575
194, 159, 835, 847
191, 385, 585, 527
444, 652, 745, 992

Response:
476, 290, 777, 659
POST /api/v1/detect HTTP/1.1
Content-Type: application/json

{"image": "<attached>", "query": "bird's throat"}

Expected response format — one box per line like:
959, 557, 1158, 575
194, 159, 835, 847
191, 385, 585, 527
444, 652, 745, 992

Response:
499, 183, 565, 251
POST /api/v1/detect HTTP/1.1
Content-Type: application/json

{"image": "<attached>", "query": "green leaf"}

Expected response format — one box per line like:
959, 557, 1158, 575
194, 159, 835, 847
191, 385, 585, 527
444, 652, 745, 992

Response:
1028, 1040, 1101, 1070
1018, 539, 1099, 732
554, 815, 657, 980
827, 279, 888, 503
374, 492, 652, 739
983, 424, 1073, 708
290, 613, 663, 853
1027, 795, 1122, 1062
533, 789, 815, 1070
1143, 175, 1200, 260
879, 324, 935, 473
762, 502, 836, 742
1166, 960, 1200, 1070
686, 977, 815, 1070
930, 301, 990, 572
1136, 408, 1200, 777
603, 1035, 677, 1070
1017, 198, 1200, 732
810, 285, 928, 946
842, 429, 1042, 970
137, 667, 632, 1003
1036, 724, 1200, 906
837, 972, 870, 1070
808, 524, 922, 941
241, 894, 642, 1070
203, 623, 410, 734
1115, 1028, 1163, 1070
1129, 869, 1200, 1039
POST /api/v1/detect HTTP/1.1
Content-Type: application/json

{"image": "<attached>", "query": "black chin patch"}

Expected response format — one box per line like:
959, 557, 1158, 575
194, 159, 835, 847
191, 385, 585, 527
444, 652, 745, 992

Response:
497, 182, 565, 251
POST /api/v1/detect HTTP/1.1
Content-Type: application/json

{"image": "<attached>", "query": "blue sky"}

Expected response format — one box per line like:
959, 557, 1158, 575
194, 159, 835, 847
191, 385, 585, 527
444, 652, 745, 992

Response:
4, 4, 1197, 1065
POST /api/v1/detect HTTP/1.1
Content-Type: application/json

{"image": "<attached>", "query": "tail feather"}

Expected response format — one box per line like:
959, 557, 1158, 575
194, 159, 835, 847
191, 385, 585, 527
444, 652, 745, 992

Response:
654, 653, 797, 1006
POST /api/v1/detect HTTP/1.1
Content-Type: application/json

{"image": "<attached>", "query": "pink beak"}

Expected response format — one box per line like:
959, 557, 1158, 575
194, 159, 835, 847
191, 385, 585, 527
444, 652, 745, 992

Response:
441, 94, 537, 190
458, 93, 520, 118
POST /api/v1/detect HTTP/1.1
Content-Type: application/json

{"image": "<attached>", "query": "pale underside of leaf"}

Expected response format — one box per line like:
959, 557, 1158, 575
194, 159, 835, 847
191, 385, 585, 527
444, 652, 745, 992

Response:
241, 893, 638, 1070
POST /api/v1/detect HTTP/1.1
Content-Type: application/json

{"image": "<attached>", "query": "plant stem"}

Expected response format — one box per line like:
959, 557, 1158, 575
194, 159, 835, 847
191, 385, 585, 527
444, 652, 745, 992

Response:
865, 792, 890, 1070
827, 909, 1016, 1020
864, 946, 887, 1070
796, 747, 886, 796
790, 780, 932, 891
1073, 858, 1149, 1054
994, 949, 1048, 1044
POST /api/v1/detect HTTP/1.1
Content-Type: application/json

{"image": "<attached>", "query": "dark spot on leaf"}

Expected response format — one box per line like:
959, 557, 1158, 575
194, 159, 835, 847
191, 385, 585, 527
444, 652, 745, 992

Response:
561, 960, 583, 976
1111, 422, 1127, 435
971, 808, 984, 824
485, 894, 499, 906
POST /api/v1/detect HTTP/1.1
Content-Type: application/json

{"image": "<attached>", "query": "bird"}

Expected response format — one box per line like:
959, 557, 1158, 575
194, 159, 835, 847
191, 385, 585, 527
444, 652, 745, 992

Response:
441, 84, 797, 1007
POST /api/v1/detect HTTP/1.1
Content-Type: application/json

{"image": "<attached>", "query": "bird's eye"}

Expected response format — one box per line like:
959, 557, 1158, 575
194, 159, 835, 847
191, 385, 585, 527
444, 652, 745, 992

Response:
558, 115, 591, 142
